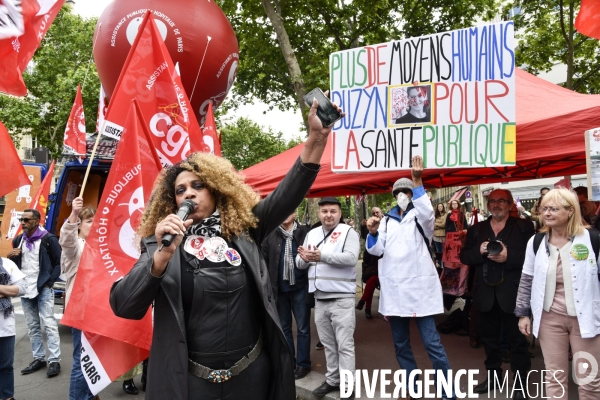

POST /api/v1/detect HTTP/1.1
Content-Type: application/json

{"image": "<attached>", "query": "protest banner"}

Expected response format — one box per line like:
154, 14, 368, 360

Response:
61, 100, 161, 394
0, 0, 65, 96
442, 232, 463, 264
329, 22, 516, 172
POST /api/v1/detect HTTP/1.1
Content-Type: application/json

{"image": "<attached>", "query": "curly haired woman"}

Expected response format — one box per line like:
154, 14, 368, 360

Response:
110, 98, 342, 400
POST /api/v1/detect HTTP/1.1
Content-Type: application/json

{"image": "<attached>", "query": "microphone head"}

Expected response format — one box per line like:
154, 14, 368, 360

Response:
180, 199, 196, 213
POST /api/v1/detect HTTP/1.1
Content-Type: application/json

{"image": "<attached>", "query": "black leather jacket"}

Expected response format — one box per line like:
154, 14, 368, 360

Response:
110, 157, 319, 400
262, 222, 310, 299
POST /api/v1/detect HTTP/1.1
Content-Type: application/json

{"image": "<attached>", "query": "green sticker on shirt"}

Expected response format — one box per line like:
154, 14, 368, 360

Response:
571, 244, 589, 261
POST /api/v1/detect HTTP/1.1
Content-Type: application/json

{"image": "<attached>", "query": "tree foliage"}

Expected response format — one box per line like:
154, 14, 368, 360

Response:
220, 116, 301, 170
0, 6, 100, 159
217, 0, 497, 115
510, 0, 600, 93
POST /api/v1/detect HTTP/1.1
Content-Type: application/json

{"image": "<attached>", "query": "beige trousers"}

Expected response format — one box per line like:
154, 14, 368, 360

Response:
537, 310, 600, 399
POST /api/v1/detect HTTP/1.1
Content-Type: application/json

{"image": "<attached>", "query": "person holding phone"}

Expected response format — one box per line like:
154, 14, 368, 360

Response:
296, 197, 360, 398
110, 96, 344, 400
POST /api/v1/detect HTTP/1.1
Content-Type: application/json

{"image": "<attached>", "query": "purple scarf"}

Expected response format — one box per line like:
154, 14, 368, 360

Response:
22, 227, 48, 251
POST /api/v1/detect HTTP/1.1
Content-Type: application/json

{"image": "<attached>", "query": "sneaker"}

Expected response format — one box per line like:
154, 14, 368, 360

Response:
315, 341, 324, 350
47, 362, 61, 377
21, 359, 46, 375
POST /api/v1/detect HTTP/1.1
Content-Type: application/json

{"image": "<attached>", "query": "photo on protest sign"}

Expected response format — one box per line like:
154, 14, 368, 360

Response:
390, 84, 434, 125
329, 21, 516, 173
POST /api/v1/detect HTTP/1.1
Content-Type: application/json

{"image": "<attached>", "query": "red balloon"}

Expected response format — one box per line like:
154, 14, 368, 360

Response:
93, 0, 238, 126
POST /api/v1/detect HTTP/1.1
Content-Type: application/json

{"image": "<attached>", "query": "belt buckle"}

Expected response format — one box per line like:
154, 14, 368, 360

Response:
208, 369, 232, 383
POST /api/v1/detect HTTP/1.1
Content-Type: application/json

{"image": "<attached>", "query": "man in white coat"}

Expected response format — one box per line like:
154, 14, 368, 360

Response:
296, 197, 360, 398
366, 156, 455, 400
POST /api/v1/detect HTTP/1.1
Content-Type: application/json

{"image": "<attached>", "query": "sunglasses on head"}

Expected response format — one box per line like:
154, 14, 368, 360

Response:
19, 218, 37, 223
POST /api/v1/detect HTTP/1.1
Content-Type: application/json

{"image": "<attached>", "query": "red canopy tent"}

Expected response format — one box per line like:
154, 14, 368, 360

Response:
241, 69, 600, 197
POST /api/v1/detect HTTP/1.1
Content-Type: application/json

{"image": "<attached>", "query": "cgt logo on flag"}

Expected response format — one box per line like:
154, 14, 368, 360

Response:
117, 186, 145, 259
99, 166, 145, 274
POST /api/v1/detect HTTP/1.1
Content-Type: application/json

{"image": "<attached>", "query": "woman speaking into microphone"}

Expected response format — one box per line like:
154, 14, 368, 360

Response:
110, 97, 343, 400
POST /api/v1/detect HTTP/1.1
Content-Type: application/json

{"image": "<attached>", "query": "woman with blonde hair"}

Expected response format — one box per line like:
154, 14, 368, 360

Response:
110, 99, 341, 400
515, 188, 600, 399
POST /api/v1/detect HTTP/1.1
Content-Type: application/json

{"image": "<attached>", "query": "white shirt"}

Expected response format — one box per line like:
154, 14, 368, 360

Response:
523, 230, 600, 338
21, 240, 41, 299
0, 257, 26, 337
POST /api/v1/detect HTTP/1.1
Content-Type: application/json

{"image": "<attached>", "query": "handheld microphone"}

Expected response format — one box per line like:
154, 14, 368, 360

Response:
158, 199, 195, 251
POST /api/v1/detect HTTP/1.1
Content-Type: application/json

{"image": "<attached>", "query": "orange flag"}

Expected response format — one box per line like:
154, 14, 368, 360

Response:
575, 0, 600, 40
0, 121, 31, 198
13, 160, 55, 238
61, 100, 161, 394
63, 85, 87, 157
101, 10, 207, 166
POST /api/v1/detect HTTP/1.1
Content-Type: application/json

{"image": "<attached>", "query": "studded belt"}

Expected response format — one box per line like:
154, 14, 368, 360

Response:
187, 331, 263, 383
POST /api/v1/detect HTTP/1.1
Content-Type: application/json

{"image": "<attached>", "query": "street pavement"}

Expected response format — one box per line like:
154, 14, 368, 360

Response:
10, 261, 581, 399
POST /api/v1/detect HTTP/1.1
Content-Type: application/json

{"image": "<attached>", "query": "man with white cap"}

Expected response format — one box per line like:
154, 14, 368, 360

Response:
296, 197, 360, 398
366, 156, 455, 400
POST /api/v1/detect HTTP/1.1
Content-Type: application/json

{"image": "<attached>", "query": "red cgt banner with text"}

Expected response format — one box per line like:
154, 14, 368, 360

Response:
61, 100, 162, 394
0, 0, 64, 96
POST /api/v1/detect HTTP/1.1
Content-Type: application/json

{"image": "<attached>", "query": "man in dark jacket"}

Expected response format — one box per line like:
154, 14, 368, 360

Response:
8, 209, 62, 377
262, 211, 311, 380
460, 189, 534, 400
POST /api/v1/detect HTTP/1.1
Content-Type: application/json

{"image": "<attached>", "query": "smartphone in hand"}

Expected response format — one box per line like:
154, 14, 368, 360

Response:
303, 88, 343, 128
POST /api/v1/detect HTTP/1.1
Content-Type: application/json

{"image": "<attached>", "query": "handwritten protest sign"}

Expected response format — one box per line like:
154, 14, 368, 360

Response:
329, 22, 516, 172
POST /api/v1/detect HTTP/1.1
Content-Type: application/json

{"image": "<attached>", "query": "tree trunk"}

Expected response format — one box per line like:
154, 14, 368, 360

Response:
261, 0, 310, 132
306, 198, 320, 226
559, 0, 574, 89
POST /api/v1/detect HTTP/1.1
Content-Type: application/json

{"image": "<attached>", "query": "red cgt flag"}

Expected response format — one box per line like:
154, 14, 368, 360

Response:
202, 102, 222, 156
0, 120, 31, 198
63, 85, 87, 157
0, 0, 64, 96
101, 10, 207, 166
575, 0, 600, 40
61, 100, 162, 394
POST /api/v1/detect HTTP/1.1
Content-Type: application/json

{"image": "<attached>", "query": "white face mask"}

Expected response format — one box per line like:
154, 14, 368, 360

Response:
397, 192, 410, 211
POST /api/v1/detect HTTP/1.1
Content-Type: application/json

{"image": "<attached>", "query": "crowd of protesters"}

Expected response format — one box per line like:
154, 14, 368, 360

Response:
1, 98, 599, 400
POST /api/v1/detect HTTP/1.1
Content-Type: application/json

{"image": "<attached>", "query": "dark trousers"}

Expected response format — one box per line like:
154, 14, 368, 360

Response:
276, 289, 311, 369
479, 298, 530, 379
0, 335, 15, 399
